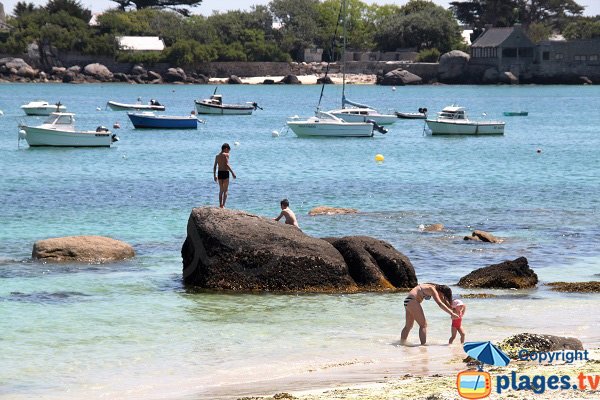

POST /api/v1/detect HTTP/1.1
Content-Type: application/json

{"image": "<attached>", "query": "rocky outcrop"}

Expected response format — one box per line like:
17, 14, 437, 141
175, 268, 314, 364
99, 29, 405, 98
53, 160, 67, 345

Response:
32, 236, 135, 263
438, 50, 470, 83
227, 74, 243, 84
83, 63, 113, 81
458, 257, 538, 289
317, 75, 333, 84
324, 236, 417, 290
377, 68, 422, 85
420, 224, 444, 232
498, 333, 584, 359
163, 67, 186, 83
280, 74, 301, 84
308, 206, 358, 216
182, 207, 356, 292
463, 230, 501, 243
547, 281, 600, 292
181, 207, 416, 292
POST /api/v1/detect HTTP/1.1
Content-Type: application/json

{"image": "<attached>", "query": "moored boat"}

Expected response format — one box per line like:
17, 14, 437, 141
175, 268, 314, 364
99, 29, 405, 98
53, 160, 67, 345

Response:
107, 99, 165, 111
329, 106, 398, 125
287, 112, 384, 138
127, 112, 198, 129
21, 100, 66, 116
18, 113, 118, 147
194, 94, 260, 115
425, 106, 505, 135
395, 108, 428, 119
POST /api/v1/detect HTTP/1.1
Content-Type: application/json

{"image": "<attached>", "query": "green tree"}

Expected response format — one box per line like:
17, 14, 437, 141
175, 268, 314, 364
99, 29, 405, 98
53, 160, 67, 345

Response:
45, 0, 91, 22
110, 0, 203, 16
165, 39, 217, 65
13, 2, 37, 17
269, 0, 320, 59
526, 22, 552, 43
563, 18, 600, 39
374, 0, 462, 53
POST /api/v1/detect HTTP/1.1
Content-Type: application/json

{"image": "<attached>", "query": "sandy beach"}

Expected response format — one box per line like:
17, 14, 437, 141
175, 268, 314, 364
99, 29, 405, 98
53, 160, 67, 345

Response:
208, 73, 377, 85
247, 349, 600, 400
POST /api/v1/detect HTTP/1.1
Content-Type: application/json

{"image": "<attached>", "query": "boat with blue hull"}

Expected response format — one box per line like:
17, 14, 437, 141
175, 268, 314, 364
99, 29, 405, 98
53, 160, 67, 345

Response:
127, 112, 198, 129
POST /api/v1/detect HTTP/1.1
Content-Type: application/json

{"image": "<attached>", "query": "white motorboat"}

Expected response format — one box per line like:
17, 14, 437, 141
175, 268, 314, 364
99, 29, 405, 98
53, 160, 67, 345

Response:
329, 103, 398, 125
287, 112, 381, 137
194, 93, 260, 115
21, 100, 66, 116
18, 113, 118, 147
425, 106, 505, 135
287, 0, 387, 138
107, 99, 165, 111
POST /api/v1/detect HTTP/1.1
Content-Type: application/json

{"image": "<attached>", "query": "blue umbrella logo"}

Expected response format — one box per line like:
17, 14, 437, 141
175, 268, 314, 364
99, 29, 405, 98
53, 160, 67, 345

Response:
464, 341, 511, 369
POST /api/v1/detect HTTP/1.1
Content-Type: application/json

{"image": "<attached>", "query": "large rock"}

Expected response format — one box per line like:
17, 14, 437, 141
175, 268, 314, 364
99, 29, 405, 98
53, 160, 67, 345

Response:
182, 207, 356, 292
131, 64, 146, 75
32, 236, 135, 263
4, 58, 31, 70
377, 68, 422, 86
280, 74, 301, 84
227, 75, 243, 84
498, 333, 584, 359
438, 50, 470, 83
83, 63, 113, 80
324, 236, 417, 290
482, 67, 499, 84
163, 67, 186, 83
458, 257, 538, 289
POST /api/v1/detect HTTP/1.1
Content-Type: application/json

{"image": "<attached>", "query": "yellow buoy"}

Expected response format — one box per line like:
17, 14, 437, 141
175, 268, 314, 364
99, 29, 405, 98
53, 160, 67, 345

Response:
375, 154, 384, 162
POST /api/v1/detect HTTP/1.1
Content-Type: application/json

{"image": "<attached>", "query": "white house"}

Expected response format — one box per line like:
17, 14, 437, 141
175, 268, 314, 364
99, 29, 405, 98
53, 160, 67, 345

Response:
116, 36, 165, 52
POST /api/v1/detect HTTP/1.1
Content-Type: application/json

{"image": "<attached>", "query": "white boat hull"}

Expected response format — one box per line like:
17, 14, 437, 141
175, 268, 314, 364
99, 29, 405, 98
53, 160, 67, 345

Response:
107, 101, 165, 111
287, 121, 374, 137
194, 101, 254, 115
329, 110, 398, 125
426, 120, 505, 135
22, 126, 114, 147
22, 105, 66, 116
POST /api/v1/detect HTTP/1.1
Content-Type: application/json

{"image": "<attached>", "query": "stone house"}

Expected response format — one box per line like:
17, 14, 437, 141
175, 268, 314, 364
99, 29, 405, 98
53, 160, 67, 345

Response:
470, 24, 535, 78
534, 39, 600, 81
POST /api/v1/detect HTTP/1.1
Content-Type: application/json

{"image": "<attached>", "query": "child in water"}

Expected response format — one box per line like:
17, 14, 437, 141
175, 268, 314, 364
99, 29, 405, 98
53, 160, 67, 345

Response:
449, 299, 466, 344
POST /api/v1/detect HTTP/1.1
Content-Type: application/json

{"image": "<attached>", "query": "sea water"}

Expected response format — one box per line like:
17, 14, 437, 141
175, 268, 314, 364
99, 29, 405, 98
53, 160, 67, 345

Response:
0, 83, 599, 399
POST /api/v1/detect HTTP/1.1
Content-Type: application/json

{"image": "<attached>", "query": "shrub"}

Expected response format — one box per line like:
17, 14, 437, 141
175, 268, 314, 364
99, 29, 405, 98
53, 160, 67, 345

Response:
416, 48, 440, 62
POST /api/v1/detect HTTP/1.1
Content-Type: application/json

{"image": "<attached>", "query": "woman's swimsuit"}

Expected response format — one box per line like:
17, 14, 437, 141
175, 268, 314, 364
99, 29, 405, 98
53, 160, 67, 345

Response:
404, 285, 432, 307
217, 170, 229, 180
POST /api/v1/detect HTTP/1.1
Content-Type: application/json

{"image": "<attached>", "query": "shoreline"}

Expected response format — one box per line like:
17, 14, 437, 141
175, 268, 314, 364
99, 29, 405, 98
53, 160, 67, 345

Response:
248, 349, 600, 400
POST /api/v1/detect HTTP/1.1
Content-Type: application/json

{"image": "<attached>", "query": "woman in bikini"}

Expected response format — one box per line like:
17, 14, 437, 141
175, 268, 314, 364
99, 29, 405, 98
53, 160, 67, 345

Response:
400, 283, 458, 345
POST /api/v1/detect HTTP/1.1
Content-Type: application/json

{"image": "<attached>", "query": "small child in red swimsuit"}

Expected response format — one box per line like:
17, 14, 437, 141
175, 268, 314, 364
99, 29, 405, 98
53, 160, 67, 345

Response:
449, 299, 466, 344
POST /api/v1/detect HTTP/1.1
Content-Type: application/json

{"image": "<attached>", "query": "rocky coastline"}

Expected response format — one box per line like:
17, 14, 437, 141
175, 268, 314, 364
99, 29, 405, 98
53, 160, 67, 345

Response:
2, 52, 597, 85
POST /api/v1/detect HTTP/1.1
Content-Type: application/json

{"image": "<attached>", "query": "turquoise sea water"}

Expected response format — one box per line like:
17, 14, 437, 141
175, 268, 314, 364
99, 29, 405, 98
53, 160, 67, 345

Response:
1, 83, 599, 399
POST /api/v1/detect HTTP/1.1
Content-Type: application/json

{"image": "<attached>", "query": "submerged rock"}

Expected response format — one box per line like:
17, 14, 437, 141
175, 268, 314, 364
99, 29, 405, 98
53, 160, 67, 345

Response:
324, 236, 417, 290
182, 207, 356, 292
498, 333, 584, 359
546, 281, 600, 292
32, 236, 135, 263
463, 230, 502, 243
458, 257, 538, 288
308, 206, 358, 216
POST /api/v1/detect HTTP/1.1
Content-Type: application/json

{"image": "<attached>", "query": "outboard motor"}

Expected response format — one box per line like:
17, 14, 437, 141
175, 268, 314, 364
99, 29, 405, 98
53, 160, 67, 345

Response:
366, 119, 388, 134
96, 126, 109, 132
150, 99, 161, 106
111, 134, 119, 142
418, 107, 428, 116
252, 102, 263, 110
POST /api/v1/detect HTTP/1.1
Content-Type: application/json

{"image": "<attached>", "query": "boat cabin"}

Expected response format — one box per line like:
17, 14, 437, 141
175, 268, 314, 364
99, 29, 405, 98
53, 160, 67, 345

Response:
43, 112, 75, 127
338, 108, 375, 116
438, 106, 467, 120
207, 95, 223, 105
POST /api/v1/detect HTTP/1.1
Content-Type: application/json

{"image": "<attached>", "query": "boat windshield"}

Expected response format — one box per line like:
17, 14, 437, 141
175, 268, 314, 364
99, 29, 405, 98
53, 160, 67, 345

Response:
439, 110, 466, 120
44, 114, 73, 125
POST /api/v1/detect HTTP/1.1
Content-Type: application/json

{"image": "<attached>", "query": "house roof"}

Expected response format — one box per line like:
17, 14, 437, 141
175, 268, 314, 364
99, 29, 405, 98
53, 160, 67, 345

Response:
117, 36, 165, 51
471, 27, 515, 48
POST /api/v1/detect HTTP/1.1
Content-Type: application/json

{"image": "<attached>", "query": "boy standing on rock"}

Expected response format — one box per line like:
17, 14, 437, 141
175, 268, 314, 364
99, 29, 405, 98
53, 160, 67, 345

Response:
213, 143, 236, 208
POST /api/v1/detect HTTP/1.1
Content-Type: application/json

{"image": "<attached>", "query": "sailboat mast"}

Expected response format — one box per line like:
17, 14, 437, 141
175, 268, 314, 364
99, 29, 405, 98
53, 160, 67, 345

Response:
341, 0, 346, 108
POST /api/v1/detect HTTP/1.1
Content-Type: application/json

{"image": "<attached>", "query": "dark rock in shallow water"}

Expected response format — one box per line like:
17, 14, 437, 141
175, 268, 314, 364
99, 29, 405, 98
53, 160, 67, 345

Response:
32, 236, 135, 263
324, 236, 417, 290
458, 257, 538, 288
498, 333, 584, 359
317, 76, 333, 84
182, 207, 356, 292
377, 68, 422, 86
228, 75, 243, 84
547, 281, 600, 292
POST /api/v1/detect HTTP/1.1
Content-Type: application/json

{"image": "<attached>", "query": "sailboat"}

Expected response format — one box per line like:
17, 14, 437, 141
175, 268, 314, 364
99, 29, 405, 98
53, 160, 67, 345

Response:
286, 0, 387, 138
